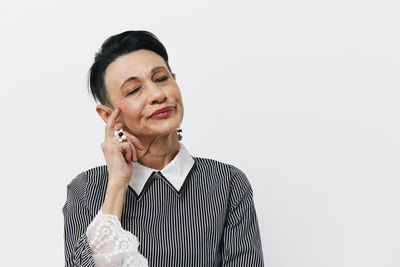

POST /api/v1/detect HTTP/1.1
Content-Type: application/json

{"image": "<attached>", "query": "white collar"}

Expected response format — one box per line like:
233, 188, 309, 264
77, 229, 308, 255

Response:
128, 142, 195, 195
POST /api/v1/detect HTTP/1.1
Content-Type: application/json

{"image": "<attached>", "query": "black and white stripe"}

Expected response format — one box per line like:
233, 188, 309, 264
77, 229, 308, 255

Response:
63, 157, 264, 266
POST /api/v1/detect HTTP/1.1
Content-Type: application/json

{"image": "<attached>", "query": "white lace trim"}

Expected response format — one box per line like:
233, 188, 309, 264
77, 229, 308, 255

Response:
86, 209, 148, 267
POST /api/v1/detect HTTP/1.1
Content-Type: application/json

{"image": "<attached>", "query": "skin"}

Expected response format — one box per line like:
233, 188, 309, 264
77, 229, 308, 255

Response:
95, 49, 184, 220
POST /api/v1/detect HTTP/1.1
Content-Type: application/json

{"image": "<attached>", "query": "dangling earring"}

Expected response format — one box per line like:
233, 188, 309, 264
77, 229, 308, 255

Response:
177, 128, 183, 141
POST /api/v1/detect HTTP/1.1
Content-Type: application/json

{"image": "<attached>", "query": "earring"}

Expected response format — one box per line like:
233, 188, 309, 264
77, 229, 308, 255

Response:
177, 128, 183, 141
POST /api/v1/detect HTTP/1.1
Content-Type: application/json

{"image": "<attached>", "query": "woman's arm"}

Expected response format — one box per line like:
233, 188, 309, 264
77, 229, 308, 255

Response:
101, 180, 129, 221
85, 174, 148, 266
63, 172, 148, 267
63, 107, 148, 266
221, 165, 265, 267
98, 107, 143, 218
85, 208, 148, 267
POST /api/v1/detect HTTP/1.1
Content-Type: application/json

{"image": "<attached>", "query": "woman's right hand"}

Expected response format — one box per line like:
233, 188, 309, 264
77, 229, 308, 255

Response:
101, 107, 144, 186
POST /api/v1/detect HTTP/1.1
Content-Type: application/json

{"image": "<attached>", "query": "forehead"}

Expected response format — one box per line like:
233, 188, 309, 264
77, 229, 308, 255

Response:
104, 49, 167, 87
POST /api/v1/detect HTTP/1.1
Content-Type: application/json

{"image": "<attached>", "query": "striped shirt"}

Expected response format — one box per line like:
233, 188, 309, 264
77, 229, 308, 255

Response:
63, 143, 264, 266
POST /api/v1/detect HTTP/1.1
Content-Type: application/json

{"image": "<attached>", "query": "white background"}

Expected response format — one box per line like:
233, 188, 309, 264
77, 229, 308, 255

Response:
0, 0, 399, 266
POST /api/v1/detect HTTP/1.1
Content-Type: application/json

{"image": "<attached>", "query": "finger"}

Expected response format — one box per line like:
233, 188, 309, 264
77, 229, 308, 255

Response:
115, 137, 131, 163
123, 142, 132, 163
127, 138, 137, 162
105, 108, 121, 140
122, 135, 137, 162
123, 131, 144, 150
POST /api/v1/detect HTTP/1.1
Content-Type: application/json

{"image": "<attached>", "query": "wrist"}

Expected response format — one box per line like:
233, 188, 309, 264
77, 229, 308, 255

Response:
102, 178, 129, 221
107, 175, 130, 189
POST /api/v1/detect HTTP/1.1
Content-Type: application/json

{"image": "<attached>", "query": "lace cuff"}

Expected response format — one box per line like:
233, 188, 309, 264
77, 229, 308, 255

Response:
86, 209, 148, 267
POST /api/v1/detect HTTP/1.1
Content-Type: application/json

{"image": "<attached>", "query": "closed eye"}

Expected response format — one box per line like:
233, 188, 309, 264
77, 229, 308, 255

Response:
155, 76, 169, 82
126, 76, 168, 96
127, 87, 141, 96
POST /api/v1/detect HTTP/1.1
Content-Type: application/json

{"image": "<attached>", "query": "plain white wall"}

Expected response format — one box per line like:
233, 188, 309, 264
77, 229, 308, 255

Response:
0, 0, 399, 266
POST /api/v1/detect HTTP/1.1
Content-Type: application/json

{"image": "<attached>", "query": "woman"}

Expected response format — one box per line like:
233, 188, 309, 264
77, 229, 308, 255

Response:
63, 30, 264, 267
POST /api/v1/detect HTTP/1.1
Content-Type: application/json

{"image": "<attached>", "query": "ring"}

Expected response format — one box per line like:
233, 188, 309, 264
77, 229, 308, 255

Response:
117, 131, 127, 143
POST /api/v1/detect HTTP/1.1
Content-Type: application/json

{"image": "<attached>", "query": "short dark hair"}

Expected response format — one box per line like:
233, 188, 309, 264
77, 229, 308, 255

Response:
88, 30, 172, 106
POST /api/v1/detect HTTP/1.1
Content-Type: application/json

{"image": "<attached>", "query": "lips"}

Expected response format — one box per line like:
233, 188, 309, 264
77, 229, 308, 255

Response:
150, 106, 174, 118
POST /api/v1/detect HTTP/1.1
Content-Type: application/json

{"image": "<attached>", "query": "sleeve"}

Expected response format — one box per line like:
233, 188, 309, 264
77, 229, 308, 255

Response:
221, 165, 265, 267
86, 209, 148, 267
63, 172, 96, 267
63, 171, 149, 267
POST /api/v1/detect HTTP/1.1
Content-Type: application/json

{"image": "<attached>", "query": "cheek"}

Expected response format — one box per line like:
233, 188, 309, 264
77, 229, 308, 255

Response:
171, 86, 183, 104
121, 103, 143, 123
177, 95, 184, 112
170, 89, 183, 114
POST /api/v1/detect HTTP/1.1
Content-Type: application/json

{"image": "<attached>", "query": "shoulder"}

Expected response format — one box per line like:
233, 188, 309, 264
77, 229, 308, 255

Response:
65, 165, 108, 205
192, 156, 251, 188
67, 165, 108, 190
192, 156, 230, 170
64, 165, 108, 216
192, 156, 253, 210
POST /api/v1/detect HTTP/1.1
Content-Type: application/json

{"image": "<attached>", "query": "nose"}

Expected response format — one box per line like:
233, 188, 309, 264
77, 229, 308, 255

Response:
146, 81, 167, 105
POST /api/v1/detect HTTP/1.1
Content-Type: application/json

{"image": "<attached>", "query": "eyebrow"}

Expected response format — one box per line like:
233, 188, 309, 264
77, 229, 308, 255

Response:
119, 66, 167, 90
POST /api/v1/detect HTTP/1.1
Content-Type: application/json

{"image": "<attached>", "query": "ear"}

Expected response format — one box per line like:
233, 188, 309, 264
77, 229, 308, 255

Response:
96, 105, 124, 130
96, 104, 113, 124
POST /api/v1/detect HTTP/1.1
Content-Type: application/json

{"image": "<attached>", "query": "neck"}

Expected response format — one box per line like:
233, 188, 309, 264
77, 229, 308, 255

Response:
136, 131, 180, 170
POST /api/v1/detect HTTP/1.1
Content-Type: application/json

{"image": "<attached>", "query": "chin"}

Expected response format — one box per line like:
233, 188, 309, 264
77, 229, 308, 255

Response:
145, 119, 178, 132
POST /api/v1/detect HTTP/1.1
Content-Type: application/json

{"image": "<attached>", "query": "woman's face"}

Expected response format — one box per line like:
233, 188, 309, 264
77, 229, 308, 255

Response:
100, 49, 184, 138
